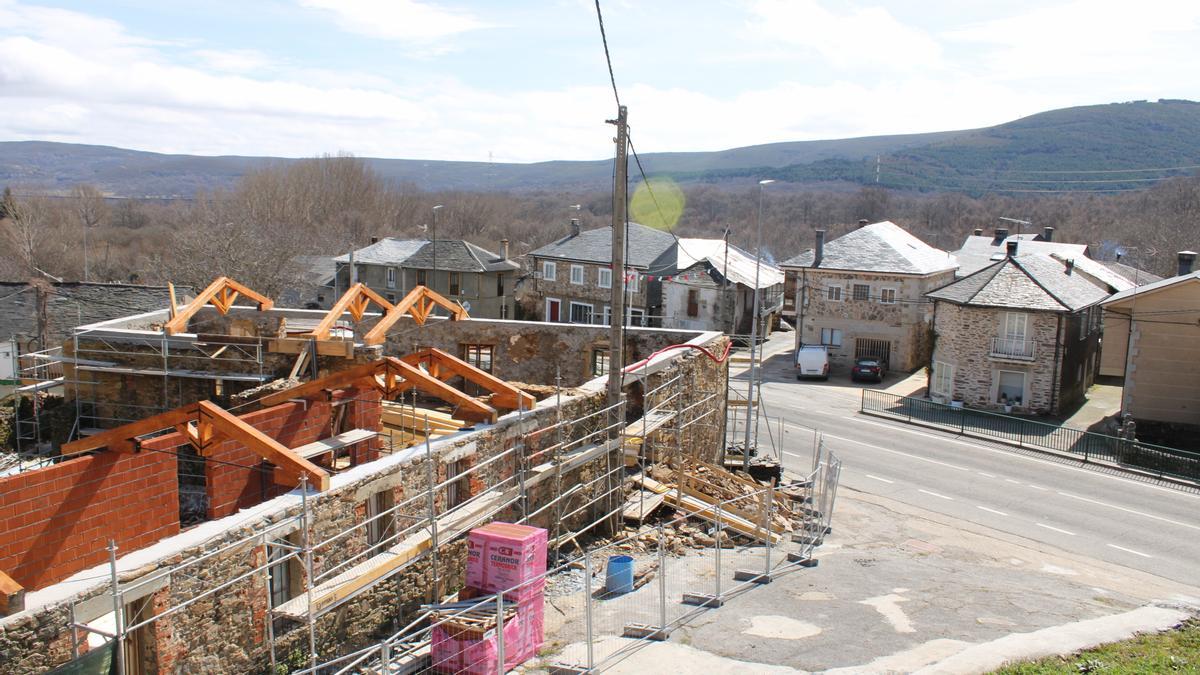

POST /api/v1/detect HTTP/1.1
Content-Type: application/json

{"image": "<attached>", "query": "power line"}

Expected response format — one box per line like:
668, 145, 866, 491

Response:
593, 0, 621, 108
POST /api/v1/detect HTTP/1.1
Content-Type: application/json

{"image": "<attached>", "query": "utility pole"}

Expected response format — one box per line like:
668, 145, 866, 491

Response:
431, 204, 444, 293
606, 105, 629, 408
875, 156, 881, 184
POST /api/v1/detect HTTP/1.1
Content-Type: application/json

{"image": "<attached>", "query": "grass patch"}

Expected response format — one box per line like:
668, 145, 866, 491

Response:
993, 619, 1200, 673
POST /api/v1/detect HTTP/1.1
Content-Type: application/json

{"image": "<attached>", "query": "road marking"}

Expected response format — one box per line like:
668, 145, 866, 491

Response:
832, 414, 1200, 500
918, 489, 953, 500
782, 451, 806, 459
865, 474, 895, 484
977, 505, 1008, 516
977, 471, 996, 478
814, 430, 970, 472
1005, 479, 1021, 484
1107, 544, 1153, 558
1056, 491, 1200, 533
1036, 523, 1075, 536
1027, 484, 1047, 491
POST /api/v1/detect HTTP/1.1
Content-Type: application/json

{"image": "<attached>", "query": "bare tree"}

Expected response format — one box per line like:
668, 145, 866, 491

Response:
73, 184, 108, 281
1, 190, 52, 277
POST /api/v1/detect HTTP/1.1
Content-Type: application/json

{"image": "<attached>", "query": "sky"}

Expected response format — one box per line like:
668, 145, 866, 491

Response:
1, 0, 1198, 163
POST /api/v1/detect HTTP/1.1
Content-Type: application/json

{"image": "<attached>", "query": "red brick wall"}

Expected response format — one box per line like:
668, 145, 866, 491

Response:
0, 450, 179, 591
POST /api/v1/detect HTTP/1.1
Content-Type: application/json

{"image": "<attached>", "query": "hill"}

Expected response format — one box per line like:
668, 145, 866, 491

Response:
2, 99, 1199, 196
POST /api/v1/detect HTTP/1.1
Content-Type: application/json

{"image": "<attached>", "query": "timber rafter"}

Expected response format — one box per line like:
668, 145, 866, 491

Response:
164, 276, 274, 335
362, 285, 468, 346
307, 283, 395, 341
400, 347, 534, 413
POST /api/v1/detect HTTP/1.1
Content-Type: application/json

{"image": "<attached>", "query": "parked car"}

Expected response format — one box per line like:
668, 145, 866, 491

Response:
851, 357, 887, 382
795, 344, 830, 380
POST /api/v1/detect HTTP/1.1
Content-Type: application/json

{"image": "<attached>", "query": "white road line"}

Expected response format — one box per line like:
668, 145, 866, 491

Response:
865, 474, 895, 484
815, 430, 971, 472
1005, 478, 1021, 484
782, 451, 805, 459
976, 505, 1008, 516
1027, 484, 1048, 491
1036, 523, 1076, 536
1107, 544, 1153, 558
918, 489, 953, 500
1055, 491, 1200, 533
839, 414, 1200, 499
977, 471, 996, 478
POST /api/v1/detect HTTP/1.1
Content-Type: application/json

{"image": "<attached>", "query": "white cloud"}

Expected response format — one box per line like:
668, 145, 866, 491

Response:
193, 49, 274, 74
298, 0, 487, 43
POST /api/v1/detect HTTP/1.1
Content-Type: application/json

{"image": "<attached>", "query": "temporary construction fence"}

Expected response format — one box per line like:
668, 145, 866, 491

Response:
861, 389, 1200, 482
292, 441, 842, 674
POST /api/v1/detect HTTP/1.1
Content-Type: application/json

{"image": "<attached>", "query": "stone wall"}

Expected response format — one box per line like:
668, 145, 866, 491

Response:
335, 264, 517, 320
0, 332, 728, 674
522, 258, 650, 322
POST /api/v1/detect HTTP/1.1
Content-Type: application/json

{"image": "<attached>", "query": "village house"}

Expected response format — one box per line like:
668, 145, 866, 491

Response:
780, 221, 957, 372
925, 243, 1113, 415
1099, 252, 1200, 438
334, 238, 520, 320
523, 219, 676, 325
645, 238, 784, 336
953, 226, 1087, 277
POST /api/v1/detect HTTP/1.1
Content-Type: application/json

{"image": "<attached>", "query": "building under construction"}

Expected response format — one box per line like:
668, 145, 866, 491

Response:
0, 277, 749, 673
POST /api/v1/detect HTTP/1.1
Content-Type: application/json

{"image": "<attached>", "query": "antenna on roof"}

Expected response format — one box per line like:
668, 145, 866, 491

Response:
998, 216, 1032, 237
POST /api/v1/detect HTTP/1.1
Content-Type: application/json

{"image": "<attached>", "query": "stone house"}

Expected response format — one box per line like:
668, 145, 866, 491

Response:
334, 238, 520, 319
780, 221, 958, 371
953, 226, 1086, 277
1099, 252, 1200, 432
645, 238, 785, 336
523, 219, 675, 325
926, 246, 1112, 415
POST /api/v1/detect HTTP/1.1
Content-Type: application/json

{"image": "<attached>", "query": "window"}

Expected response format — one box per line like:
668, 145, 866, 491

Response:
366, 489, 395, 556
446, 460, 470, 508
462, 344, 494, 372
879, 288, 897, 304
592, 349, 610, 376
629, 307, 645, 326
448, 272, 461, 296
569, 302, 594, 324
416, 269, 427, 286
496, 273, 504, 297
931, 361, 954, 398
826, 285, 842, 302
385, 293, 396, 303
386, 267, 397, 289
627, 269, 639, 292
1003, 312, 1028, 340
598, 267, 612, 289
542, 261, 556, 281
996, 370, 1025, 405
570, 264, 585, 285
687, 289, 699, 317
820, 328, 843, 347
852, 284, 870, 301
601, 305, 611, 325
268, 534, 300, 611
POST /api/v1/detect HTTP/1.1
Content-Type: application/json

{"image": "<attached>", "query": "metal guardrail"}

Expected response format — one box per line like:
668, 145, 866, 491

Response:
861, 390, 1200, 483
989, 336, 1035, 360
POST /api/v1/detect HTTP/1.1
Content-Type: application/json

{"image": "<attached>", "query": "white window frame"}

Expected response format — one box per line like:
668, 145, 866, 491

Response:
879, 287, 897, 305
568, 301, 594, 324
931, 361, 954, 398
598, 267, 613, 289
852, 283, 870, 301
542, 261, 557, 281
545, 297, 561, 322
1002, 312, 1028, 341
826, 285, 843, 302
386, 267, 397, 289
628, 307, 645, 326
570, 264, 585, 285
602, 305, 611, 325
820, 327, 843, 347
995, 369, 1026, 406
627, 270, 639, 292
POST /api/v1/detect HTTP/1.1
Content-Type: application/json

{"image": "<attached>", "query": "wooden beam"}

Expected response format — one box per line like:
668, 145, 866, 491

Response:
167, 282, 178, 320
362, 286, 469, 346
256, 360, 382, 408
385, 357, 497, 423
60, 404, 200, 456
307, 283, 395, 341
163, 277, 274, 335
198, 401, 330, 491
400, 348, 534, 412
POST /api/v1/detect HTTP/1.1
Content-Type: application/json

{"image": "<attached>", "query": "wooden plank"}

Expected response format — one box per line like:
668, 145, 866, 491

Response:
635, 476, 780, 544
387, 358, 497, 424
622, 491, 666, 522
291, 429, 377, 460
199, 401, 330, 491
60, 404, 200, 456
267, 338, 355, 358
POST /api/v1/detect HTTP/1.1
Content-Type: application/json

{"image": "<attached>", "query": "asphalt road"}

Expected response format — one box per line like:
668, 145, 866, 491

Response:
737, 349, 1200, 589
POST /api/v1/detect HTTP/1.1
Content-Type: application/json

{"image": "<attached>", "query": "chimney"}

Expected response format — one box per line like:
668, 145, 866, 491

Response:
1042, 226, 1055, 242
569, 218, 581, 237
1178, 250, 1197, 276
1006, 240, 1019, 258
993, 228, 1009, 245
500, 238, 510, 260
370, 236, 379, 244
857, 219, 869, 229
814, 229, 826, 268
973, 228, 983, 236
1065, 258, 1075, 274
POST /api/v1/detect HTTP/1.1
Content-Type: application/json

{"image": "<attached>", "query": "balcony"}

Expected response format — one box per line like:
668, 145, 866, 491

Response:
990, 337, 1035, 361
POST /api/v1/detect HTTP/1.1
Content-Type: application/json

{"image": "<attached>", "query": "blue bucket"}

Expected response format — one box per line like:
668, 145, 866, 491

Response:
605, 555, 635, 594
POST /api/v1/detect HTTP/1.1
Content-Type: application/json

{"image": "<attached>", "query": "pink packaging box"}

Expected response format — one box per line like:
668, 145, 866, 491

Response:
431, 611, 524, 674
467, 523, 548, 594
510, 597, 545, 663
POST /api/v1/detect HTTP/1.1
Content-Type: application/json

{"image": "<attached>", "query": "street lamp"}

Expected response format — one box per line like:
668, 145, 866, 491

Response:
743, 179, 774, 464
431, 204, 444, 291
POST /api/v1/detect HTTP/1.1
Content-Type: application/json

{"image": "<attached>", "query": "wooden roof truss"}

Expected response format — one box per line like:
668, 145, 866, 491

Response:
164, 276, 274, 335
400, 347, 535, 413
307, 283, 395, 341
363, 285, 469, 346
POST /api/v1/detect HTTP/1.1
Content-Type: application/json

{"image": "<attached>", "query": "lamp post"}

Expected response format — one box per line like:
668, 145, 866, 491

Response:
431, 204, 444, 291
743, 179, 774, 464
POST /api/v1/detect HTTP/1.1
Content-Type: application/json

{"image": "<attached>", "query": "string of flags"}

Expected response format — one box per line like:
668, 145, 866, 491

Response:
612, 266, 707, 284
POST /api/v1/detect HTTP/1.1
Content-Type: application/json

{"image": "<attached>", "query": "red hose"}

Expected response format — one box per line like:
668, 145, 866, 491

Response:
621, 340, 733, 374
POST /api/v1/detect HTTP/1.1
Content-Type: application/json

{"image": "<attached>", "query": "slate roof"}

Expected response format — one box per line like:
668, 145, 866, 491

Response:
1104, 270, 1200, 305
926, 254, 1110, 312
0, 282, 190, 348
1098, 260, 1163, 286
954, 235, 1087, 277
334, 239, 519, 273
779, 221, 957, 275
648, 238, 784, 289
529, 221, 677, 269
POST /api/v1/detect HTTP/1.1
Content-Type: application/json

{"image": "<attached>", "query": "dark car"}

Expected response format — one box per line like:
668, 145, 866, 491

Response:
851, 358, 887, 382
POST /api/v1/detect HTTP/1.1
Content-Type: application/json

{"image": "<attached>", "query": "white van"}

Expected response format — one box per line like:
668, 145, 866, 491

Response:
795, 344, 830, 380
